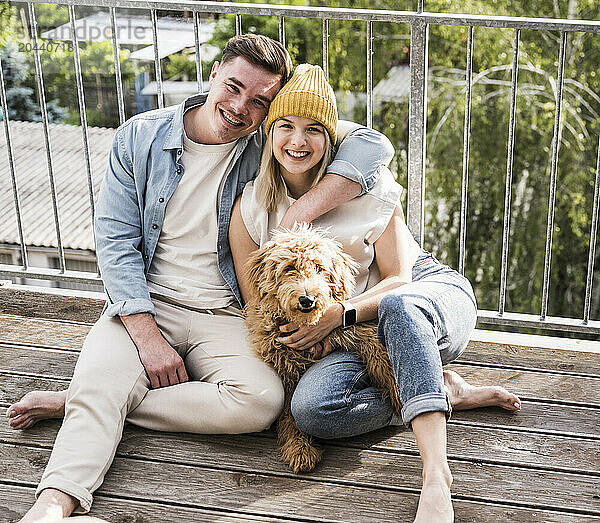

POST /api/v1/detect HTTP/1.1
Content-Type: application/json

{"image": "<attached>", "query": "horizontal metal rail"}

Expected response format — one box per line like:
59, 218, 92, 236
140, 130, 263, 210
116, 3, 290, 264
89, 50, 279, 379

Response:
24, 0, 600, 32
0, 264, 103, 286
478, 309, 600, 336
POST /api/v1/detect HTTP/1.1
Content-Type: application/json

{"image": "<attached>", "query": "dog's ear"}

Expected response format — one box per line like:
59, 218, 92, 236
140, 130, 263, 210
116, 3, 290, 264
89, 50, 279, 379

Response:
245, 248, 267, 295
328, 250, 359, 301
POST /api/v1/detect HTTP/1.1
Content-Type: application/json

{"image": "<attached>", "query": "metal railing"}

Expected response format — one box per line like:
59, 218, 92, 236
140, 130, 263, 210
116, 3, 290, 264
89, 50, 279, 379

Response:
1, 0, 600, 335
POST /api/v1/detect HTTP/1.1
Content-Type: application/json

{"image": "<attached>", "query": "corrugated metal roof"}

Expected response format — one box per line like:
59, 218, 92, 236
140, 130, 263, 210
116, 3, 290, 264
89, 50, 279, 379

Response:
0, 121, 115, 252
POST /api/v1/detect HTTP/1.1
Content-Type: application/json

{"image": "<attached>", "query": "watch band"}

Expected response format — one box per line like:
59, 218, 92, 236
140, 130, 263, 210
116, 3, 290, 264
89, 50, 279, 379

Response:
340, 300, 357, 328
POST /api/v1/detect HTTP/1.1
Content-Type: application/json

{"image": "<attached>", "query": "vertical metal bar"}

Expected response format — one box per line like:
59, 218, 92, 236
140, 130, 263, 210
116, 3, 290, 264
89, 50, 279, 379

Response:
584, 137, 600, 323
235, 14, 242, 36
322, 19, 329, 80
540, 31, 567, 320
69, 5, 96, 253
0, 57, 28, 269
279, 16, 285, 47
28, 3, 65, 272
499, 29, 520, 316
193, 12, 204, 93
459, 26, 474, 276
366, 21, 373, 129
109, 7, 125, 125
151, 9, 163, 109
417, 0, 424, 13
407, 20, 429, 246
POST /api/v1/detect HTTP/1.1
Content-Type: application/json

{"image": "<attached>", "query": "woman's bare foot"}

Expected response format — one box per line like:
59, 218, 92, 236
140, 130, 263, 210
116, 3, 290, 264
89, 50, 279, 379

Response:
6, 390, 67, 430
444, 369, 521, 411
414, 470, 454, 523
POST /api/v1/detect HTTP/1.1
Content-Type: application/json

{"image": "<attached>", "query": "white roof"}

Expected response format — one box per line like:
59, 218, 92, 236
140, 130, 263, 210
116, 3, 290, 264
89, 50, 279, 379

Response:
0, 121, 115, 251
141, 80, 200, 96
41, 13, 215, 60
373, 64, 411, 102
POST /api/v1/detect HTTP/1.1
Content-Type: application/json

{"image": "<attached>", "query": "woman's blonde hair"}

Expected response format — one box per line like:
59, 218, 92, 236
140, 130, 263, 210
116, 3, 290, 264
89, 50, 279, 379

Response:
255, 125, 333, 213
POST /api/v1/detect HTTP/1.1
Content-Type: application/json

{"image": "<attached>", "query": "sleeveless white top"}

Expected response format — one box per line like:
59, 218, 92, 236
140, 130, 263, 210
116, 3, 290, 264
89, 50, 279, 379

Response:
240, 168, 413, 297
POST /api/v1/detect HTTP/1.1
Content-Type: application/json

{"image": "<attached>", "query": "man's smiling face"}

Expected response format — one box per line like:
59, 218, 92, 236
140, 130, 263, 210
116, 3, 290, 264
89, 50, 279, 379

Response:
197, 56, 282, 145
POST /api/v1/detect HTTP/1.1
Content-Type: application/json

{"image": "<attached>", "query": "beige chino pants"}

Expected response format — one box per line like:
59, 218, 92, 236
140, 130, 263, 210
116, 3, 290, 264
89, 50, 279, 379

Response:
36, 298, 284, 512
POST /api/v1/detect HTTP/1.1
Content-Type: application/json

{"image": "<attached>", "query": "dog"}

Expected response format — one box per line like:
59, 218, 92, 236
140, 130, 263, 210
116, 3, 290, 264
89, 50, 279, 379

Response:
245, 224, 402, 473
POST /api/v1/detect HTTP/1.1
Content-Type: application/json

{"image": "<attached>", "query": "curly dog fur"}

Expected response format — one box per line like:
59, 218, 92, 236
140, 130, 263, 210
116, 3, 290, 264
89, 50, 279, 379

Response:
245, 225, 402, 473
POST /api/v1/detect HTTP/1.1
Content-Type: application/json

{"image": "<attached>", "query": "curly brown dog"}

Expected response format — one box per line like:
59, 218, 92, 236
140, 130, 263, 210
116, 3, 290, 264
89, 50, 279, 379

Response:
245, 225, 402, 473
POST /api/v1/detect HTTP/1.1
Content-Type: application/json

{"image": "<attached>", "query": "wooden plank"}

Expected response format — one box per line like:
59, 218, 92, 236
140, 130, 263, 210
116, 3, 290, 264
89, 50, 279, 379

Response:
0, 286, 103, 323
3, 341, 600, 407
345, 424, 600, 475
450, 402, 600, 438
447, 363, 600, 407
2, 442, 599, 520
0, 314, 90, 349
1, 373, 598, 439
462, 339, 600, 376
2, 420, 599, 515
0, 484, 296, 522
0, 345, 78, 378
3, 417, 599, 477
3, 481, 597, 523
3, 314, 599, 381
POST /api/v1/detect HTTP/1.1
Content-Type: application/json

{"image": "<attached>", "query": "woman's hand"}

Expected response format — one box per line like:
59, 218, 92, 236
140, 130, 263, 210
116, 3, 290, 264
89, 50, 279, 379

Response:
277, 302, 344, 358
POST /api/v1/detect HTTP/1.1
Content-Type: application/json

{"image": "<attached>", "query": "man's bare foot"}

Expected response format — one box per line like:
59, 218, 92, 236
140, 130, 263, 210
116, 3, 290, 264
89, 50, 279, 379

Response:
444, 369, 521, 411
6, 390, 67, 430
414, 470, 454, 523
19, 488, 78, 522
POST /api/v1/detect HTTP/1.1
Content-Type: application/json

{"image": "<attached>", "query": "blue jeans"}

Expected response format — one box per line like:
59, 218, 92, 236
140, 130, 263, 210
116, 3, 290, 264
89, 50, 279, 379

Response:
290, 253, 477, 437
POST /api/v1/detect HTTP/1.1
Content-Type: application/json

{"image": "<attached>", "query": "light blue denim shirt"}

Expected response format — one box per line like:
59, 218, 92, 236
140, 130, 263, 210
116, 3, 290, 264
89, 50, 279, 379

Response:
95, 93, 394, 316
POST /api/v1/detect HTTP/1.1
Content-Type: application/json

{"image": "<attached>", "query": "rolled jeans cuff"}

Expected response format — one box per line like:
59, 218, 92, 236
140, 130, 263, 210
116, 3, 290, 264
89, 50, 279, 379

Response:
36, 478, 93, 514
401, 392, 450, 425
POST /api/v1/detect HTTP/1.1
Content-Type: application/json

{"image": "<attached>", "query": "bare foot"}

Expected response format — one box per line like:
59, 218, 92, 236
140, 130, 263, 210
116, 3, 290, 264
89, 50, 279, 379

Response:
6, 390, 67, 430
444, 369, 521, 411
414, 473, 454, 523
19, 488, 78, 522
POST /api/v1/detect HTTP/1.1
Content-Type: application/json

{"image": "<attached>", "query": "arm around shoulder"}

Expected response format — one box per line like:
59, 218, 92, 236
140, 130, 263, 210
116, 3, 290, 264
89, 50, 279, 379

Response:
328, 122, 394, 194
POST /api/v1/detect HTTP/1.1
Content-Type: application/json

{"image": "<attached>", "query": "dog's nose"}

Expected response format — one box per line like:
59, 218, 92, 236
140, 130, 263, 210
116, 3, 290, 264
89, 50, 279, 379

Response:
299, 295, 316, 310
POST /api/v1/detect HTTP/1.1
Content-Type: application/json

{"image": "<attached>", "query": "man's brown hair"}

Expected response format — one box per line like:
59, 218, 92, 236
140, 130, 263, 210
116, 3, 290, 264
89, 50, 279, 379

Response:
221, 34, 293, 88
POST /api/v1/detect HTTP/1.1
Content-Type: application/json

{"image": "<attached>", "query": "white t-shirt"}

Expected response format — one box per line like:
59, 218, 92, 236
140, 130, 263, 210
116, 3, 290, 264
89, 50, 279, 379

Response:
147, 133, 238, 309
241, 168, 418, 297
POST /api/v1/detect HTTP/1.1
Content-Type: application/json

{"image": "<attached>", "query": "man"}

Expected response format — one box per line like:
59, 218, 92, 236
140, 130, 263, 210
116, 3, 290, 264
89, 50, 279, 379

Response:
14, 34, 393, 521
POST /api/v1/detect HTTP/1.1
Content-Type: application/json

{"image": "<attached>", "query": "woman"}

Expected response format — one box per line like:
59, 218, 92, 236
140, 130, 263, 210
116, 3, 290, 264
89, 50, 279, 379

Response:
228, 64, 520, 523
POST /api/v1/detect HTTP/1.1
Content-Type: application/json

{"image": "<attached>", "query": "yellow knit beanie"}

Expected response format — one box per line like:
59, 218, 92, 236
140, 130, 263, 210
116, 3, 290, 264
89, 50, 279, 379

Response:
265, 64, 337, 143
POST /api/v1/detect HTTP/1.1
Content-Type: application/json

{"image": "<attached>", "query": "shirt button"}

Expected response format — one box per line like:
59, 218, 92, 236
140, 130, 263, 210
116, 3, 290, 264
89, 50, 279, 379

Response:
176, 167, 182, 174
159, 197, 164, 203
152, 224, 158, 229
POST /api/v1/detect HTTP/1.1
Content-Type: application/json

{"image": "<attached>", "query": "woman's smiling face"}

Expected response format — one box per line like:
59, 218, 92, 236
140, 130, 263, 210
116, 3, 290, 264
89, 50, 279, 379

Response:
271, 116, 328, 177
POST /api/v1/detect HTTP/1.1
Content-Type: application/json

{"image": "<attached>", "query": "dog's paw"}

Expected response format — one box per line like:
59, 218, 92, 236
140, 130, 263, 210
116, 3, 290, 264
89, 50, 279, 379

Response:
281, 440, 323, 473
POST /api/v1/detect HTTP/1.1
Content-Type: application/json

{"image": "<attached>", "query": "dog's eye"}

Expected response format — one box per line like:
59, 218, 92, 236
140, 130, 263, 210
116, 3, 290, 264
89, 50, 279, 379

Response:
285, 266, 296, 274
315, 265, 326, 273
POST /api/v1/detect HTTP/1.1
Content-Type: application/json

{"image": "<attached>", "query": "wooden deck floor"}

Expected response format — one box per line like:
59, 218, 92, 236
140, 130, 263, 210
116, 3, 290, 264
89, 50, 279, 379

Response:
1, 286, 599, 522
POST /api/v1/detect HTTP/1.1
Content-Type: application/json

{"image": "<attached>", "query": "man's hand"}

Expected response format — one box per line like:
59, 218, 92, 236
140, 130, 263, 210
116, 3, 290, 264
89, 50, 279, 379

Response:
120, 313, 189, 389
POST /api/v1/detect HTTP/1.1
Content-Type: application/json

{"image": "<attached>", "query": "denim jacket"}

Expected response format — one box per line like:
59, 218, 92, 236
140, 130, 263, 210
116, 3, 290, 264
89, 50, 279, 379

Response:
95, 93, 394, 316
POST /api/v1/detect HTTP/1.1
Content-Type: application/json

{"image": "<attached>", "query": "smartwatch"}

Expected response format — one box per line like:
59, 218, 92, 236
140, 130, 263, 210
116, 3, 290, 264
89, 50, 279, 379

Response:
340, 301, 357, 328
